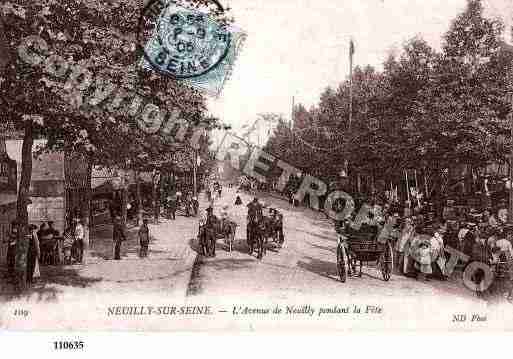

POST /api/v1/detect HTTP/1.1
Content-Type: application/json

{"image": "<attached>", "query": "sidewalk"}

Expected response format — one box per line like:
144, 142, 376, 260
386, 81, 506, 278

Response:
0, 204, 206, 304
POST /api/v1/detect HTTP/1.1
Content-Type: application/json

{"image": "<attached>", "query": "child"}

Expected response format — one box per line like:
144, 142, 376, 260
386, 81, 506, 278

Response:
139, 219, 150, 258
62, 227, 75, 265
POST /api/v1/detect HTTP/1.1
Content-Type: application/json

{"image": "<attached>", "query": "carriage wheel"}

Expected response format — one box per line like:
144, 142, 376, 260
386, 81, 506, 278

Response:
381, 243, 393, 282
337, 244, 347, 283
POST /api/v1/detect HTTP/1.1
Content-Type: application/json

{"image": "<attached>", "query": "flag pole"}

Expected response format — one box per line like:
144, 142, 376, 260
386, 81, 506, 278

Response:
345, 38, 354, 179
291, 95, 295, 130
349, 38, 354, 130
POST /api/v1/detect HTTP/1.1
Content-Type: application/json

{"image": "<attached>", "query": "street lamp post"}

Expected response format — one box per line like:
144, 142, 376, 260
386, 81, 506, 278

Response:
509, 99, 513, 224
193, 149, 198, 198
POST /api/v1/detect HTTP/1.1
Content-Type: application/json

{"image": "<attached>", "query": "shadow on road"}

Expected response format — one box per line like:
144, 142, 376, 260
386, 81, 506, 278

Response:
297, 256, 339, 283
307, 241, 336, 254
0, 265, 103, 303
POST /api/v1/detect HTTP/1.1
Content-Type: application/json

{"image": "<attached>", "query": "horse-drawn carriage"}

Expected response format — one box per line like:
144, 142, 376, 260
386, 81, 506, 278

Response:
336, 225, 393, 283
198, 216, 237, 256
247, 209, 284, 259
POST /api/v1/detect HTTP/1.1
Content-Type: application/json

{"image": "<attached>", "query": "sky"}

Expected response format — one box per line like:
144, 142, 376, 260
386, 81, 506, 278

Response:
207, 0, 513, 137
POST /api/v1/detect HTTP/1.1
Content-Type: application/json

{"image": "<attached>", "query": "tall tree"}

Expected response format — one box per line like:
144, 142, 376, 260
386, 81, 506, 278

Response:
1, 0, 221, 229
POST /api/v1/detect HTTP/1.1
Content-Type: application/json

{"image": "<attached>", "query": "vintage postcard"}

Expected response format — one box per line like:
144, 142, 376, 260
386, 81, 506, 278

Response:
1, 0, 513, 334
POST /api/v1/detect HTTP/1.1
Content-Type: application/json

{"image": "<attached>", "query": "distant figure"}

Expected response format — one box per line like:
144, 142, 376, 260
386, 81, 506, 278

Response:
74, 218, 85, 264
7, 221, 18, 277
235, 195, 243, 205
37, 222, 49, 241
138, 219, 150, 258
167, 193, 178, 220
113, 216, 127, 260
214, 181, 222, 198
26, 224, 41, 284
47, 221, 60, 237
62, 226, 75, 264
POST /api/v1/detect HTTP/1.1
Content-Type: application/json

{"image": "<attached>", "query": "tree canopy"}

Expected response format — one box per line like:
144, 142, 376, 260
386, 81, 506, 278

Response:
265, 0, 513, 199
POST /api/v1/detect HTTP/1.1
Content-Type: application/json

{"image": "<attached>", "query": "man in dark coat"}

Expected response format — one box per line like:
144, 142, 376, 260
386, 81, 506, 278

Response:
6, 221, 18, 277
246, 198, 262, 246
167, 193, 178, 220
112, 216, 127, 260
247, 197, 262, 220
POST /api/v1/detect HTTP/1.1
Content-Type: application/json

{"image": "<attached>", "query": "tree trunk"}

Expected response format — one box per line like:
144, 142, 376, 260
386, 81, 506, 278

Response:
152, 172, 159, 224
83, 159, 93, 256
16, 121, 34, 226
122, 184, 128, 226
135, 170, 143, 226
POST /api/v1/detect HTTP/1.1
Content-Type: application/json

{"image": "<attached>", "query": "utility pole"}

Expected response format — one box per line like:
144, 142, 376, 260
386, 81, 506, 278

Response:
348, 38, 354, 130
509, 95, 513, 223
344, 38, 355, 179
193, 149, 198, 197
291, 95, 295, 130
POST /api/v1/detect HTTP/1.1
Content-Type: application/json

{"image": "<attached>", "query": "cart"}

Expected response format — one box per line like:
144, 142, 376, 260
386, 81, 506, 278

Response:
336, 230, 393, 283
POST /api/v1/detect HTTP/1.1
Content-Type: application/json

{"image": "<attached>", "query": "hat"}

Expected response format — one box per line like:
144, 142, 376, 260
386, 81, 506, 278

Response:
206, 206, 214, 212
222, 205, 229, 210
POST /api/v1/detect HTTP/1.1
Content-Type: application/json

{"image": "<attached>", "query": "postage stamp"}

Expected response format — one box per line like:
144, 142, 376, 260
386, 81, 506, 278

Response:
139, 0, 246, 97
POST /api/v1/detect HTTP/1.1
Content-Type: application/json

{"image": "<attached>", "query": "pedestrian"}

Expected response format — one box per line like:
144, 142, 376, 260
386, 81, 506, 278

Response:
6, 220, 18, 278
498, 201, 508, 225
47, 221, 60, 237
26, 224, 41, 285
112, 216, 127, 260
138, 219, 150, 258
431, 223, 448, 280
37, 222, 49, 241
167, 193, 177, 220
215, 181, 222, 198
489, 228, 513, 300
192, 195, 199, 216
62, 226, 74, 264
234, 195, 242, 205
205, 206, 219, 257
483, 209, 498, 228
396, 217, 415, 275
74, 217, 85, 264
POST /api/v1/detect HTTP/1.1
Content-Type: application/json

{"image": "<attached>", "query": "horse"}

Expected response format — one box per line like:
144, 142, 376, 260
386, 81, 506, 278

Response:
198, 217, 219, 257
247, 212, 266, 259
247, 212, 275, 259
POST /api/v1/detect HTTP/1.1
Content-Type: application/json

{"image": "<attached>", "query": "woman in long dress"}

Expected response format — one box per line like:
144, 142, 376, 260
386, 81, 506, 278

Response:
26, 224, 41, 284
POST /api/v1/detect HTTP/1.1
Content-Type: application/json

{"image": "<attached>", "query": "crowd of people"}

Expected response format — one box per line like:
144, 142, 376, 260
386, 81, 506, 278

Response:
5, 217, 86, 287
335, 195, 513, 299
164, 191, 199, 220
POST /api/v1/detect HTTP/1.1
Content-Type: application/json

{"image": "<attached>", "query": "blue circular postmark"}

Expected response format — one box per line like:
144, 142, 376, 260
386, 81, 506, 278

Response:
140, 0, 232, 79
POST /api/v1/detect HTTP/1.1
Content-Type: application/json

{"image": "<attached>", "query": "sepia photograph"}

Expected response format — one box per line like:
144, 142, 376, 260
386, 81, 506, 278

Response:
1, 0, 513, 335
